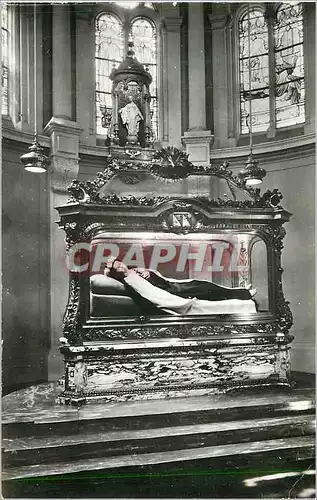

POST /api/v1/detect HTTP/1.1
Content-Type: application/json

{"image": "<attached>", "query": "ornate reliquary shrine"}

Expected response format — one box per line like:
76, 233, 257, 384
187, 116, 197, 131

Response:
56, 155, 293, 405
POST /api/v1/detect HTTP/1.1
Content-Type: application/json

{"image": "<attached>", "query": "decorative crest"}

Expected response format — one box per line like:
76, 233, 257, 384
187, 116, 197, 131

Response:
66, 153, 284, 210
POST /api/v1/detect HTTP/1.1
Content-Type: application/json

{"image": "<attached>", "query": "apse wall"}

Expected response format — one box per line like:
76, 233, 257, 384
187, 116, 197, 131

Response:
218, 140, 315, 374
263, 153, 315, 373
2, 138, 50, 393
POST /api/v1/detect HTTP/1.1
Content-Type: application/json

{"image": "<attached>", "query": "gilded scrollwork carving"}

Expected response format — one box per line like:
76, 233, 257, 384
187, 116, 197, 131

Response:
150, 147, 194, 181
82, 323, 277, 342
62, 274, 81, 344
65, 155, 284, 210
63, 220, 110, 249
257, 224, 293, 334
63, 221, 93, 249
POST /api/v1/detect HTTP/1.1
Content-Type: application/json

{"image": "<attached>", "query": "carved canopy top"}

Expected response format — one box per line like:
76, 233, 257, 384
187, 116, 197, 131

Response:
67, 153, 286, 211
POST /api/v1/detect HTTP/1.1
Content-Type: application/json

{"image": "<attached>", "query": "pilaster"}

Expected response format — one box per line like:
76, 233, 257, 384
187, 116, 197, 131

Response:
187, 3, 207, 130
208, 12, 230, 148
17, 5, 30, 130
182, 130, 213, 167
182, 3, 213, 166
161, 6, 182, 148
52, 5, 72, 119
14, 5, 43, 133
76, 11, 96, 144
44, 117, 83, 192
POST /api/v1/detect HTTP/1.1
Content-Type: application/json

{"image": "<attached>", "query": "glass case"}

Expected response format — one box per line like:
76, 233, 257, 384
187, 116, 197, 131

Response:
88, 231, 270, 319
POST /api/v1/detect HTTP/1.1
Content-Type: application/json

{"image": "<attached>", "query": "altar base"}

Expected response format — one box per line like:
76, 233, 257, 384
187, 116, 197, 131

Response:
58, 333, 293, 405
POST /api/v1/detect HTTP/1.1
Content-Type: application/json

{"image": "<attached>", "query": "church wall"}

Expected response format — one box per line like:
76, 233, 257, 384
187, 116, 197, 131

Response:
2, 139, 50, 393
226, 147, 315, 373
263, 155, 315, 373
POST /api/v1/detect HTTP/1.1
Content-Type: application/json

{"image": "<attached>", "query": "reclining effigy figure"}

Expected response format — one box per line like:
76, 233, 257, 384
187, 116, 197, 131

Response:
104, 258, 257, 316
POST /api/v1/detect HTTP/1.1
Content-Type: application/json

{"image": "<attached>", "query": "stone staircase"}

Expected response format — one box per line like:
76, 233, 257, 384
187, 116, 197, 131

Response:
2, 380, 315, 498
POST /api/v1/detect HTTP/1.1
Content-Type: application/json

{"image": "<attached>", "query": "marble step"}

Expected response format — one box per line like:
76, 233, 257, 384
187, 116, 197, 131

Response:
3, 388, 315, 440
3, 414, 315, 467
3, 435, 315, 481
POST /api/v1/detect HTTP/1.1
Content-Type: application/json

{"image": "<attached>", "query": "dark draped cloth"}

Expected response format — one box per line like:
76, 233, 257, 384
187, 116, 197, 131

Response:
144, 271, 252, 301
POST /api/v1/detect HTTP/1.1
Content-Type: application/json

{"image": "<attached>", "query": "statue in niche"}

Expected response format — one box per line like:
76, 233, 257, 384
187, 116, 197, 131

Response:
119, 95, 144, 145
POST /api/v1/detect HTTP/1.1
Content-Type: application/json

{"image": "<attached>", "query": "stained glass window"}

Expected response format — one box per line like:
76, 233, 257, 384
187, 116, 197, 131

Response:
130, 17, 158, 138
95, 13, 124, 135
2, 3, 9, 115
95, 7, 159, 139
274, 2, 305, 128
239, 9, 270, 134
238, 3, 305, 135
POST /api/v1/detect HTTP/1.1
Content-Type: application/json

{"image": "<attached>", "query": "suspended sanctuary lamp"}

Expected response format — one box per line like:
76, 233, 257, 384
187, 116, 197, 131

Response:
20, 4, 48, 173
239, 6, 266, 187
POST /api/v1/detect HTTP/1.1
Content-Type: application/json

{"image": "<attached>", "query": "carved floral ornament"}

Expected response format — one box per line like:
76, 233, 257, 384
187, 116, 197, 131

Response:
67, 149, 284, 210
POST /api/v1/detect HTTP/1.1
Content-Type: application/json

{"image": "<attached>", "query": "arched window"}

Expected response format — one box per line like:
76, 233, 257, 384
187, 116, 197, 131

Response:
95, 13, 124, 136
95, 5, 158, 138
130, 17, 158, 138
238, 8, 269, 134
274, 2, 305, 128
238, 2, 305, 135
2, 4, 9, 115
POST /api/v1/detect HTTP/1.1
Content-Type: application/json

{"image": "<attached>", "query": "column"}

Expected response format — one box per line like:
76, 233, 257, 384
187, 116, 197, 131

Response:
52, 5, 72, 119
18, 5, 30, 129
188, 3, 206, 129
161, 4, 182, 148
4, 5, 43, 132
208, 12, 229, 148
182, 3, 213, 166
44, 5, 83, 381
76, 9, 96, 144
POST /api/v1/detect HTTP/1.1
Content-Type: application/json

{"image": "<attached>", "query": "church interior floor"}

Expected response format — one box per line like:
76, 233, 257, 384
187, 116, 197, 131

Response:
2, 372, 315, 498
